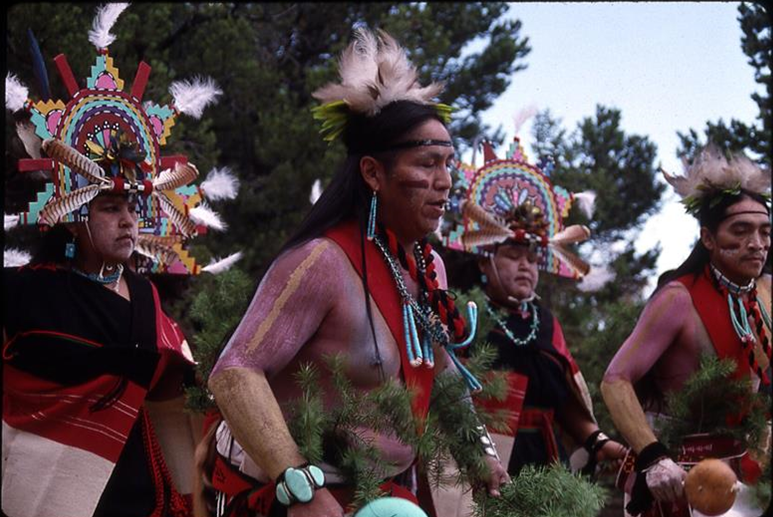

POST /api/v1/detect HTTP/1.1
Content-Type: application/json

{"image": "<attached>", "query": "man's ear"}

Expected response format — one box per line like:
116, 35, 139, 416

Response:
360, 156, 384, 192
700, 227, 715, 251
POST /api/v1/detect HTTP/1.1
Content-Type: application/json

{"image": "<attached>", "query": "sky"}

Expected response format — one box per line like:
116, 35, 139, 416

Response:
470, 2, 761, 296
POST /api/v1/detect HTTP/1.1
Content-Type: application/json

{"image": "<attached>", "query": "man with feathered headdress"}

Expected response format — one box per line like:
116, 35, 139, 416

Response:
601, 145, 771, 517
3, 4, 236, 516
199, 27, 508, 517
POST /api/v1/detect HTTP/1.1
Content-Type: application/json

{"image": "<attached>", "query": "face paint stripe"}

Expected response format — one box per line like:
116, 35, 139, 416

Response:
245, 241, 330, 353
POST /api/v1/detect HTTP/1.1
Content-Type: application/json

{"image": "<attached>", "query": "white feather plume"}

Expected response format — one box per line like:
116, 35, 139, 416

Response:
513, 105, 538, 135
663, 144, 771, 201
4, 248, 31, 267
189, 202, 226, 231
202, 251, 243, 274
201, 167, 240, 201
577, 264, 616, 293
5, 73, 29, 112
169, 76, 222, 119
312, 27, 443, 116
5, 214, 20, 230
88, 3, 130, 50
310, 178, 323, 205
572, 190, 597, 219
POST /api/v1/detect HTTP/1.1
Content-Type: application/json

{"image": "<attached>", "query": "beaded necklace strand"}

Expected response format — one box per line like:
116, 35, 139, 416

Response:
73, 263, 124, 293
373, 225, 482, 391
486, 300, 540, 346
710, 263, 771, 384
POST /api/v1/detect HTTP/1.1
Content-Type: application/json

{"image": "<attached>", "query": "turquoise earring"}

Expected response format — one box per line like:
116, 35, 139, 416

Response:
367, 191, 377, 240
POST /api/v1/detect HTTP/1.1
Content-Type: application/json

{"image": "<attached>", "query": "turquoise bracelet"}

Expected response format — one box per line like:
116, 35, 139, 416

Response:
275, 464, 326, 506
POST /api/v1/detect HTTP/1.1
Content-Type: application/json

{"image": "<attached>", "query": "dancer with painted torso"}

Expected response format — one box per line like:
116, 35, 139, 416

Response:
442, 138, 626, 478
2, 5, 232, 517
601, 146, 771, 517
202, 29, 508, 517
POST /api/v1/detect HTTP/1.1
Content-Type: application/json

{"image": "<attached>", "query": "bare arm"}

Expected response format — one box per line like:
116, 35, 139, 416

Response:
601, 283, 692, 453
209, 239, 339, 475
209, 368, 304, 479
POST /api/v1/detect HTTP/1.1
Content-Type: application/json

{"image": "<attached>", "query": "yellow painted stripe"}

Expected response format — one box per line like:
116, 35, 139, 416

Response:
245, 241, 330, 353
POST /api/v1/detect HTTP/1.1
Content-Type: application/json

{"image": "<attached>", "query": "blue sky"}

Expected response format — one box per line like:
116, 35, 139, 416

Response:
470, 2, 761, 295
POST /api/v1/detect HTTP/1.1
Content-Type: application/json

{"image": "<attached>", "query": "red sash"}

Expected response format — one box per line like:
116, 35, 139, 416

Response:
325, 220, 436, 421
677, 266, 750, 379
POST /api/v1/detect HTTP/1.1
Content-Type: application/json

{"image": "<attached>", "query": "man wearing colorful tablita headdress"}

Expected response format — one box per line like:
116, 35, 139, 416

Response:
601, 145, 771, 517
442, 137, 626, 483
200, 28, 509, 517
2, 4, 234, 516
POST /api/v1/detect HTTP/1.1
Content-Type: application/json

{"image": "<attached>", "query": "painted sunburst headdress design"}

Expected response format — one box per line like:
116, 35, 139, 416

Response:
4, 3, 241, 274
661, 144, 771, 217
442, 136, 595, 280
310, 27, 453, 143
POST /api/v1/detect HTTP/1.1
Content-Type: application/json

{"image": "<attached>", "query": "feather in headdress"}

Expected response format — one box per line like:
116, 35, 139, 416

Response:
88, 3, 129, 50
16, 122, 42, 159
39, 184, 102, 226
461, 200, 513, 249
153, 162, 199, 192
312, 28, 444, 116
549, 242, 591, 278
572, 191, 596, 219
42, 139, 109, 185
189, 202, 226, 231
550, 224, 591, 246
169, 76, 222, 119
200, 166, 240, 201
4, 248, 32, 268
156, 193, 198, 238
135, 234, 181, 264
577, 263, 616, 293
5, 73, 29, 113
202, 251, 243, 274
309, 178, 323, 205
663, 145, 771, 215
5, 214, 20, 230
28, 29, 51, 101
513, 105, 538, 136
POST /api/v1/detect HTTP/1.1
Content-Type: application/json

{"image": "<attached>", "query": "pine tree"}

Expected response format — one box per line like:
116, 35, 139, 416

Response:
677, 2, 771, 161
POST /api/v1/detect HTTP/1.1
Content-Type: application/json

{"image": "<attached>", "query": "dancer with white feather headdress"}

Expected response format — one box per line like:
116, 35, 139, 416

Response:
3, 4, 238, 516
601, 145, 771, 517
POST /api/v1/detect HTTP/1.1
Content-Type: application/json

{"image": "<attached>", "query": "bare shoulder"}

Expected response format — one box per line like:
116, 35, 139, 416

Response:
272, 237, 349, 273
643, 280, 695, 321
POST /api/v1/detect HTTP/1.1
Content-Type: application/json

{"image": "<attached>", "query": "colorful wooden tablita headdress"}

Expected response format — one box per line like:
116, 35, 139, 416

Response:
661, 144, 771, 219
4, 3, 240, 274
442, 136, 595, 280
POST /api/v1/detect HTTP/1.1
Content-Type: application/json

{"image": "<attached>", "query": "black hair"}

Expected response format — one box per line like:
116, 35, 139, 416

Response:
653, 188, 770, 294
279, 100, 447, 255
29, 224, 73, 266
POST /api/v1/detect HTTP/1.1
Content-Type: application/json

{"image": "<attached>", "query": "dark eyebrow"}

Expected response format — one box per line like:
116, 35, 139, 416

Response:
413, 149, 456, 160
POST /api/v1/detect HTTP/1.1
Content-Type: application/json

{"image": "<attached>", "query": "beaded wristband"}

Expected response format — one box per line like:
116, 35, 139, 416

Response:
275, 463, 326, 506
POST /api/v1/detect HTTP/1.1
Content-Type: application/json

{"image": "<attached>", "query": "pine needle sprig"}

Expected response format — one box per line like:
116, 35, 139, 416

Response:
185, 268, 253, 411
658, 354, 770, 454
472, 464, 607, 517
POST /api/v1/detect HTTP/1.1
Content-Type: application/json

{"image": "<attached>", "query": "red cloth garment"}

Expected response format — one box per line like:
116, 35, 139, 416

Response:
325, 219, 437, 422
2, 265, 194, 517
677, 266, 755, 380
